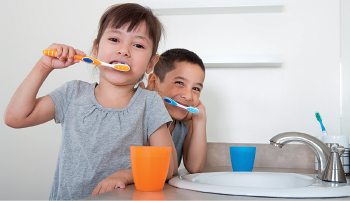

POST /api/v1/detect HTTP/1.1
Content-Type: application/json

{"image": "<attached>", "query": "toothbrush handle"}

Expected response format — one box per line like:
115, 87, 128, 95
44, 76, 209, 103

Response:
43, 49, 101, 65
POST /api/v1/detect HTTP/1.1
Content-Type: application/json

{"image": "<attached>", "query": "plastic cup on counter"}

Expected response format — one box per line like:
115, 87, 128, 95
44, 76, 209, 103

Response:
132, 189, 165, 200
230, 146, 256, 171
130, 146, 171, 191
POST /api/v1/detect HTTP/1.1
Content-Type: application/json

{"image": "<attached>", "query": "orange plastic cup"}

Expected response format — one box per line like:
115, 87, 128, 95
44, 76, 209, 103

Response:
130, 146, 171, 191
132, 190, 165, 200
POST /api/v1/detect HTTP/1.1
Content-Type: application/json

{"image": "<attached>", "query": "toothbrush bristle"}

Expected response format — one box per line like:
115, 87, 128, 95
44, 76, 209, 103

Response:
113, 63, 130, 71
188, 107, 199, 113
315, 112, 322, 121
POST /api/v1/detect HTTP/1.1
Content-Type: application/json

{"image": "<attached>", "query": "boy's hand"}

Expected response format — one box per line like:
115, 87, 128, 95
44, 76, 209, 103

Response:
182, 100, 207, 173
91, 169, 133, 196
181, 100, 206, 122
40, 43, 86, 70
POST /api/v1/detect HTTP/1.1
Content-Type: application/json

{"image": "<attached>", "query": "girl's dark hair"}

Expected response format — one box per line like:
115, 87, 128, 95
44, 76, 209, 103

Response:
94, 3, 163, 57
154, 48, 205, 82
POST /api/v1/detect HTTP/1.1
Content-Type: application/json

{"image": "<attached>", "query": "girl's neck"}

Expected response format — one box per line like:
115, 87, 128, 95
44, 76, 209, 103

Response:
94, 77, 137, 109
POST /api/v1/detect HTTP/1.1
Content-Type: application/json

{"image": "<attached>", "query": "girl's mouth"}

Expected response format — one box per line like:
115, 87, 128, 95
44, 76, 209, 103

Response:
109, 60, 129, 66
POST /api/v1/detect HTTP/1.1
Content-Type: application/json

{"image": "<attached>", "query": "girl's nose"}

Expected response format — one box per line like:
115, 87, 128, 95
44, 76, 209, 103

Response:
117, 46, 130, 57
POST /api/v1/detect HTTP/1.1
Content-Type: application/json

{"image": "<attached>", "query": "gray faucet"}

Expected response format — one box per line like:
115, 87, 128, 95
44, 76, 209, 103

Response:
269, 132, 330, 180
322, 143, 347, 183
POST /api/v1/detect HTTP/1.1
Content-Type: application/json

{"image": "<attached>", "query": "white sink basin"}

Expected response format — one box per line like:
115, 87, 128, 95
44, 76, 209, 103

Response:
169, 172, 350, 198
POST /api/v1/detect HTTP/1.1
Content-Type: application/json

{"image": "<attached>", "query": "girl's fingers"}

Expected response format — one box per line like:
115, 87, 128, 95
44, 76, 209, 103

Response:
55, 44, 63, 59
106, 183, 115, 192
91, 183, 102, 196
60, 46, 69, 61
74, 49, 86, 63
67, 46, 75, 62
99, 183, 109, 194
75, 49, 86, 56
115, 181, 126, 189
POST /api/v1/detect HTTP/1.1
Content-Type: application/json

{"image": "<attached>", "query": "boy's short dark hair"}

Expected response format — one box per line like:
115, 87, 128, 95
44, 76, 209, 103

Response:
154, 48, 205, 82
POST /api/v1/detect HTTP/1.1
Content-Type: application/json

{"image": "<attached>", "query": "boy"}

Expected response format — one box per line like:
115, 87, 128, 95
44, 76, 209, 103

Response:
142, 48, 207, 173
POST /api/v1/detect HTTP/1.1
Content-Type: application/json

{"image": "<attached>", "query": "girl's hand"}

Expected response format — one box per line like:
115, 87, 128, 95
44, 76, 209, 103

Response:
91, 170, 133, 196
40, 43, 86, 70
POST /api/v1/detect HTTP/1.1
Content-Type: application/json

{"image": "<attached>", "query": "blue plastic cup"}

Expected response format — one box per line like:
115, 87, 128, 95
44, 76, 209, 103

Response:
230, 147, 256, 171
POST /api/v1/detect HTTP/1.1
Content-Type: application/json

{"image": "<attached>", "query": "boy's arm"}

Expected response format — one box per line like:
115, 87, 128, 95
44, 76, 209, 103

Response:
182, 101, 207, 173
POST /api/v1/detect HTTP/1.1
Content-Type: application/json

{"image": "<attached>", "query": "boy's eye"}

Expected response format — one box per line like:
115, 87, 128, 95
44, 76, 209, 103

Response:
175, 81, 184, 85
109, 38, 119, 42
134, 44, 144, 49
193, 87, 200, 92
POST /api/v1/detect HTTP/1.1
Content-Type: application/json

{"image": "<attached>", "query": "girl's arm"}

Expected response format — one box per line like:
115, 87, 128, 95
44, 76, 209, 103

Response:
182, 101, 207, 173
139, 79, 178, 175
4, 44, 85, 128
91, 169, 133, 196
4, 62, 55, 128
92, 124, 177, 196
150, 123, 178, 179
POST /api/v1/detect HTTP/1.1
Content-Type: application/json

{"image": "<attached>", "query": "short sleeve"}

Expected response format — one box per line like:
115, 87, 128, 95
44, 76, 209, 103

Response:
146, 93, 172, 139
48, 80, 77, 124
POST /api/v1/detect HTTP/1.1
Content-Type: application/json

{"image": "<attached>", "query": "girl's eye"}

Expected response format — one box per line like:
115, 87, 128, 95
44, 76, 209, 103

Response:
193, 87, 200, 92
109, 38, 119, 42
134, 44, 144, 49
175, 81, 184, 86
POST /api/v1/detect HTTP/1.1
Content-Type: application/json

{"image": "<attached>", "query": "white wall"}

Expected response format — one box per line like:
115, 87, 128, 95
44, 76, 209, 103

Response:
341, 0, 350, 139
0, 0, 340, 199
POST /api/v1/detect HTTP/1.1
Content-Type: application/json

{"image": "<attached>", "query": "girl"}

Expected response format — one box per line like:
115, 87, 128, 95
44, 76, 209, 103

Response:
4, 3, 177, 200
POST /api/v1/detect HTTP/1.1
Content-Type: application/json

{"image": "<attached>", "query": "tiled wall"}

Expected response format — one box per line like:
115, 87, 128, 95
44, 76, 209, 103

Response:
206, 143, 315, 169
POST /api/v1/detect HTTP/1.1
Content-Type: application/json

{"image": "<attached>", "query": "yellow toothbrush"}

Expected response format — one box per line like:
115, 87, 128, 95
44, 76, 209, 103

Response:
43, 49, 130, 72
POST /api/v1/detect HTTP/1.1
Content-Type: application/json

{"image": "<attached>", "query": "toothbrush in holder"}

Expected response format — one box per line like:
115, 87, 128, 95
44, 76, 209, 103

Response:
164, 97, 199, 113
43, 49, 130, 72
315, 111, 328, 136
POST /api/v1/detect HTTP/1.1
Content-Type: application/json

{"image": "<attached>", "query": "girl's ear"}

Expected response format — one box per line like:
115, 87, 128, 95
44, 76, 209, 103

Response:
147, 73, 160, 91
92, 40, 98, 57
146, 54, 160, 74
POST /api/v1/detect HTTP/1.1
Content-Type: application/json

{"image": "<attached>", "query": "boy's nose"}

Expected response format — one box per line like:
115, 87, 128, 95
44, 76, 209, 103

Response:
180, 88, 192, 101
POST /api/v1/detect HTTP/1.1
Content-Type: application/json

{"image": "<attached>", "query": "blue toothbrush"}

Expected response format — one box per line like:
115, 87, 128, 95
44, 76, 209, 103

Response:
164, 97, 199, 113
315, 112, 328, 136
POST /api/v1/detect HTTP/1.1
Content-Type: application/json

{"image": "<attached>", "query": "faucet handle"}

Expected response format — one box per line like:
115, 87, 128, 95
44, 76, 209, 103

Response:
333, 145, 345, 155
326, 143, 345, 155
322, 143, 347, 183
325, 142, 339, 149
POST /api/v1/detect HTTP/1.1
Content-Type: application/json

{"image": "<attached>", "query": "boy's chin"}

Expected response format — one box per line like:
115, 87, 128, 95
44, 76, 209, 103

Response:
169, 111, 188, 122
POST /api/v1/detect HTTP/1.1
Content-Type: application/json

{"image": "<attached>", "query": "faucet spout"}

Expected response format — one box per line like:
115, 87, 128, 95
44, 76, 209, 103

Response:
270, 132, 330, 179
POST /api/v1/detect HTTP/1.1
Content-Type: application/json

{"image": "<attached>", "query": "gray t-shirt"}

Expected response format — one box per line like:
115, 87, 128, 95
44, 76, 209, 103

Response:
171, 120, 188, 167
48, 80, 172, 200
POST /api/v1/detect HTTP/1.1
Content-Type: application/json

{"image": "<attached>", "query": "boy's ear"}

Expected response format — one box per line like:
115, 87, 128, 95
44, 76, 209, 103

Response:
147, 73, 160, 91
146, 54, 160, 74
